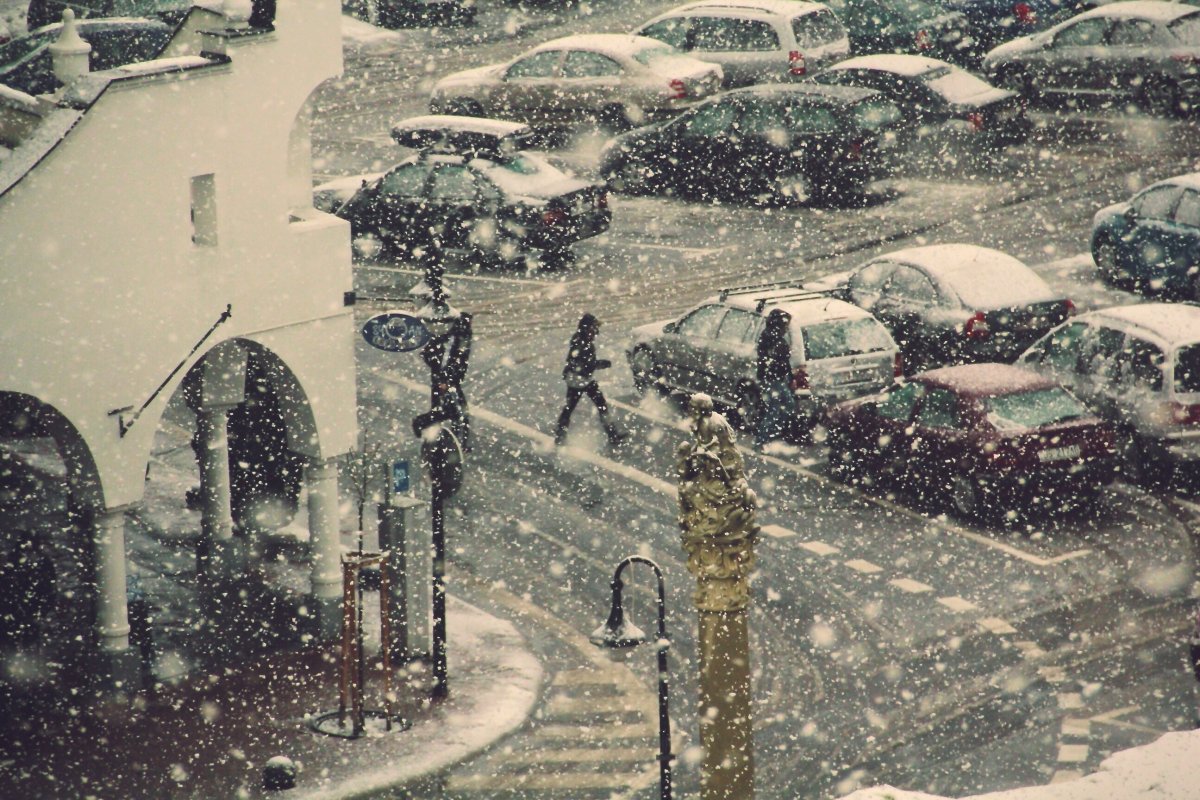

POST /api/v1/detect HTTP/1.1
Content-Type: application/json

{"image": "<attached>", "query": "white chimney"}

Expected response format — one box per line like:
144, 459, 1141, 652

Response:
222, 0, 253, 26
48, 10, 91, 85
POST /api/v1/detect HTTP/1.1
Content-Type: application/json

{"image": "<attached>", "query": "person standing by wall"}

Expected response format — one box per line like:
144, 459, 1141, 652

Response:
755, 308, 794, 451
555, 313, 626, 447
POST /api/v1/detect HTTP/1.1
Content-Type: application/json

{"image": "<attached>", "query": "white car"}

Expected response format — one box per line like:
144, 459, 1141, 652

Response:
429, 34, 724, 130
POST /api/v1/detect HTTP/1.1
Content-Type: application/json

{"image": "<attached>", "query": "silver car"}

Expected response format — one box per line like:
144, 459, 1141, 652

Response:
982, 0, 1200, 117
428, 34, 724, 130
628, 283, 900, 431
634, 0, 850, 88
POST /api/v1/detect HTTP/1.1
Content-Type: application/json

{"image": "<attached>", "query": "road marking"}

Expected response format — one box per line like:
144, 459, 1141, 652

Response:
937, 596, 978, 613
844, 559, 883, 574
1050, 770, 1084, 784
1014, 640, 1046, 659
1040, 666, 1068, 683
501, 747, 660, 765
799, 541, 840, 556
1058, 692, 1084, 710
612, 241, 730, 259
978, 617, 1018, 635
762, 524, 797, 539
1089, 705, 1163, 734
1056, 743, 1089, 763
1061, 719, 1090, 737
889, 578, 932, 594
358, 263, 554, 286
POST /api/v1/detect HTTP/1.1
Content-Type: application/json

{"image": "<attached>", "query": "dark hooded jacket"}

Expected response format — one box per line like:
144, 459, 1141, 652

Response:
756, 309, 793, 387
564, 313, 609, 382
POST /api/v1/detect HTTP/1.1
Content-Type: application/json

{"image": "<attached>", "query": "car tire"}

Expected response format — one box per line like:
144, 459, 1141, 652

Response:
607, 158, 651, 195
1093, 235, 1120, 285
733, 382, 760, 432
1119, 432, 1167, 488
995, 66, 1036, 101
949, 474, 982, 520
541, 246, 575, 270
771, 172, 811, 206
444, 97, 484, 117
827, 431, 860, 483
629, 347, 659, 397
1139, 77, 1183, 118
599, 104, 633, 133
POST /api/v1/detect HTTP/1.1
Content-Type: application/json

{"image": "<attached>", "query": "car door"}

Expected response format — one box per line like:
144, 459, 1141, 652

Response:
1072, 323, 1127, 415
659, 304, 728, 393
859, 380, 926, 475
1107, 334, 1167, 434
1018, 320, 1090, 390
559, 50, 625, 123
368, 161, 434, 247
708, 308, 761, 404
910, 386, 968, 496
669, 98, 744, 195
1121, 184, 1185, 280
1040, 17, 1111, 94
423, 163, 487, 253
847, 260, 898, 312
690, 14, 782, 88
1098, 18, 1161, 101
781, 100, 845, 190
492, 50, 565, 123
729, 98, 792, 194
638, 16, 692, 52
875, 265, 942, 367
1168, 190, 1200, 286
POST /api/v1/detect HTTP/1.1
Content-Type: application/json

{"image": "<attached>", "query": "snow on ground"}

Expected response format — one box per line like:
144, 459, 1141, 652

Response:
842, 729, 1200, 800
341, 14, 407, 49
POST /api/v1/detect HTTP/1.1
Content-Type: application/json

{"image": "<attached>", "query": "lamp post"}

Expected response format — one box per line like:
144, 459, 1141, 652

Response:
589, 556, 673, 800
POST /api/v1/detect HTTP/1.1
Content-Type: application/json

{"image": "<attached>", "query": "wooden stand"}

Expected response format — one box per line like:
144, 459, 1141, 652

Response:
338, 551, 394, 736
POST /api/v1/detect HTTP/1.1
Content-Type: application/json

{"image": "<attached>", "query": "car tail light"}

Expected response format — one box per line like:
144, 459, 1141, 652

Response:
1162, 401, 1200, 425
789, 50, 806, 76
967, 112, 984, 132
963, 311, 990, 340
894, 353, 904, 377
790, 366, 810, 391
542, 207, 567, 226
846, 139, 863, 160
669, 78, 687, 100
915, 29, 931, 50
1013, 2, 1036, 25
1063, 298, 1076, 317
596, 190, 609, 209
1171, 53, 1200, 65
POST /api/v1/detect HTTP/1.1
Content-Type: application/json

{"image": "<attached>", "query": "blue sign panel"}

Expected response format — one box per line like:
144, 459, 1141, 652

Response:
392, 459, 410, 495
362, 312, 430, 353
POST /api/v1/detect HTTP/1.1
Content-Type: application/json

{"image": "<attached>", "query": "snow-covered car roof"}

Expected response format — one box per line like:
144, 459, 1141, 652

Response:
529, 33, 679, 59
1145, 171, 1200, 193
722, 290, 877, 325
1076, 0, 1199, 23
1088, 303, 1200, 347
727, 82, 879, 105
390, 114, 536, 155
879, 244, 1060, 308
662, 0, 830, 18
916, 363, 1059, 398
828, 53, 948, 77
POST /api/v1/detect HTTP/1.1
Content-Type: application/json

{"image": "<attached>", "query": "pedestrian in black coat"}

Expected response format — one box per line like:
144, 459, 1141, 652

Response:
554, 313, 626, 446
755, 308, 795, 448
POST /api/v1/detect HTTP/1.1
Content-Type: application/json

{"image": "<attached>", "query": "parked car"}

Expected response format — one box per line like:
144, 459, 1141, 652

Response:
938, 0, 1086, 54
812, 244, 1074, 371
1017, 302, 1200, 485
808, 53, 1030, 152
633, 0, 850, 88
599, 83, 906, 204
627, 283, 900, 433
315, 116, 611, 268
25, 0, 188, 30
818, 0, 974, 64
0, 16, 171, 95
1091, 171, 1200, 298
982, 0, 1200, 117
825, 362, 1117, 517
428, 34, 724, 131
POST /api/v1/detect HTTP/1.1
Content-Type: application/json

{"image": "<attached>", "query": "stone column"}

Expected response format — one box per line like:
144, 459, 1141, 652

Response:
677, 394, 759, 800
306, 457, 342, 641
92, 507, 140, 691
195, 405, 238, 578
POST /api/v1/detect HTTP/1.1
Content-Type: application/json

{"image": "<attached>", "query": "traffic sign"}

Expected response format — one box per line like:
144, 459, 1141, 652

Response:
392, 459, 410, 495
362, 312, 430, 353
420, 427, 463, 498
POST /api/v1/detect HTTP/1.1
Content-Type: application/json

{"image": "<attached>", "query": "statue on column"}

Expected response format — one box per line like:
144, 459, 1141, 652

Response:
676, 393, 759, 611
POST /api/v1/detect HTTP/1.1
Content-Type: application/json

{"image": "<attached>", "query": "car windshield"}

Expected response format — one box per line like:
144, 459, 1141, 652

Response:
1170, 14, 1200, 45
632, 42, 680, 65
1174, 345, 1200, 393
984, 387, 1089, 431
851, 98, 903, 131
921, 65, 996, 103
478, 152, 571, 194
802, 318, 894, 359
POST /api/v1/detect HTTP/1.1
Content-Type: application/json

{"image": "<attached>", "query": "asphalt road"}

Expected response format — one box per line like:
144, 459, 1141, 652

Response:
320, 5, 1200, 797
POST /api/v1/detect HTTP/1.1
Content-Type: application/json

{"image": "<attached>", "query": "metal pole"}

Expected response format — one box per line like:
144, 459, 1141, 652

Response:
431, 471, 448, 698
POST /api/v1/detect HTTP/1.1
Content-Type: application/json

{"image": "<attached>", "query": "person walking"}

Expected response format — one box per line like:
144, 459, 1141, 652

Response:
555, 313, 626, 447
755, 308, 794, 450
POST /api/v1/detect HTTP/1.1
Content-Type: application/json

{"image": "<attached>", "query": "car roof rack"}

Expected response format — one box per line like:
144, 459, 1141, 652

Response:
719, 280, 836, 312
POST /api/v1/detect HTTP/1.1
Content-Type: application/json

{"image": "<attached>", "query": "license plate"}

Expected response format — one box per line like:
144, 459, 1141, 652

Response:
1038, 445, 1080, 462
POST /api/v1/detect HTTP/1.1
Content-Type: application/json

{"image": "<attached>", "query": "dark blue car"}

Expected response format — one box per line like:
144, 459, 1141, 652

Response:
1091, 173, 1200, 299
939, 0, 1083, 55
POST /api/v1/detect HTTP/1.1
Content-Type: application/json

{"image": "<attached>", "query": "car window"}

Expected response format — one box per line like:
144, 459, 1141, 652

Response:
428, 165, 478, 200
877, 381, 925, 421
851, 98, 903, 131
985, 388, 1090, 431
1111, 336, 1164, 391
850, 261, 895, 292
1025, 321, 1087, 372
792, 10, 845, 47
1174, 344, 1200, 392
1107, 19, 1157, 47
1078, 324, 1126, 379
784, 103, 840, 134
692, 17, 781, 52
1134, 185, 1183, 221
639, 18, 690, 50
1174, 190, 1200, 229
1053, 18, 1109, 47
737, 102, 787, 142
562, 50, 622, 78
915, 388, 961, 429
885, 266, 938, 304
717, 309, 758, 342
1169, 14, 1200, 45
379, 163, 430, 197
803, 317, 895, 359
677, 304, 727, 338
632, 42, 681, 65
506, 50, 561, 79
679, 101, 739, 137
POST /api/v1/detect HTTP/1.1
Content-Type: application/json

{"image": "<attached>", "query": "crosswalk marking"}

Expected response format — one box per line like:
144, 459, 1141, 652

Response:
1061, 719, 1090, 737
889, 578, 932, 594
1014, 640, 1046, 658
977, 617, 1017, 635
938, 596, 979, 613
1058, 692, 1084, 710
1056, 744, 1089, 763
762, 524, 797, 539
1050, 770, 1083, 783
799, 540, 840, 556
447, 773, 650, 791
844, 559, 883, 574
501, 747, 659, 765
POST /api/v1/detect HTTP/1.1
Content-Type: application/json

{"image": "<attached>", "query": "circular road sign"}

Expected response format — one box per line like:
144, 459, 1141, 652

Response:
420, 427, 464, 498
362, 312, 430, 353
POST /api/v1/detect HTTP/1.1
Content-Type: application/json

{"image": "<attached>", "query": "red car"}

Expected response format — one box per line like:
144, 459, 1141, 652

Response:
825, 363, 1116, 519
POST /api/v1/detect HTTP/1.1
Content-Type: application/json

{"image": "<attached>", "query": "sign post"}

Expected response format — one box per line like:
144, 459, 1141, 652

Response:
420, 426, 463, 698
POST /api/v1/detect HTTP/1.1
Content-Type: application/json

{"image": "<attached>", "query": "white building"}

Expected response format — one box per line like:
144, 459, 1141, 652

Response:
0, 1, 357, 692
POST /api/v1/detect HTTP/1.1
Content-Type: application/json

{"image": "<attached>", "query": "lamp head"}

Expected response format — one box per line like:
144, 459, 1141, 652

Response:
589, 592, 649, 652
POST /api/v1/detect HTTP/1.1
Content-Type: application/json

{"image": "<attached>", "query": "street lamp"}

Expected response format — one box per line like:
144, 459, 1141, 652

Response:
590, 556, 673, 800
